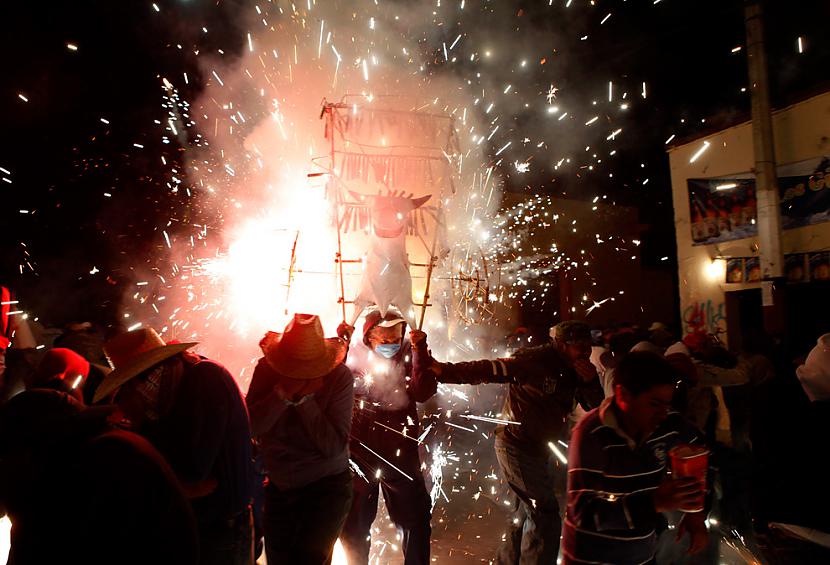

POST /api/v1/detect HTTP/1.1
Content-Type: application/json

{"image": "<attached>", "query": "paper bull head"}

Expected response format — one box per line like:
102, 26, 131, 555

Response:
349, 191, 431, 238
349, 191, 431, 324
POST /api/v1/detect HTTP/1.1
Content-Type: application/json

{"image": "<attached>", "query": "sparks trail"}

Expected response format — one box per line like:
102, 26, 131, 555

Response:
356, 441, 414, 482
460, 414, 521, 426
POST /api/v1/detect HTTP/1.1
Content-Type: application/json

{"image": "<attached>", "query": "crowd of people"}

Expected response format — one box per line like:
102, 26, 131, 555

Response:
1, 282, 829, 564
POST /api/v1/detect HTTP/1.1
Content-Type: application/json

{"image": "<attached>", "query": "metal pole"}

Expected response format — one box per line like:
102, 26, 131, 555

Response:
745, 0, 786, 336
418, 206, 442, 330
745, 1, 784, 279
417, 117, 457, 330
327, 105, 348, 323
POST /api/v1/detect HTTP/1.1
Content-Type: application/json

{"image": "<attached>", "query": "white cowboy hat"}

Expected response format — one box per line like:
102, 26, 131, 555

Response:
93, 328, 197, 403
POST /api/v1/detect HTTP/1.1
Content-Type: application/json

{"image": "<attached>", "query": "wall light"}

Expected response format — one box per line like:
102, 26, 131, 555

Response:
704, 258, 725, 282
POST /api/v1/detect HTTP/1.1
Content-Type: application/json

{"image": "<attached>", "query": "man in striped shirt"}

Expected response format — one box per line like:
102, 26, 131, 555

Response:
563, 351, 709, 565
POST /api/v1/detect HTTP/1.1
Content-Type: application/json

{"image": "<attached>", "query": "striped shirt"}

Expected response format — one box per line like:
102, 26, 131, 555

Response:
562, 398, 703, 565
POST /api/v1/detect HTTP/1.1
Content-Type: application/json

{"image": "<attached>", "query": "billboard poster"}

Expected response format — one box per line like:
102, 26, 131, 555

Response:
726, 257, 744, 283
688, 156, 830, 246
744, 256, 761, 283
784, 254, 807, 283
809, 252, 830, 281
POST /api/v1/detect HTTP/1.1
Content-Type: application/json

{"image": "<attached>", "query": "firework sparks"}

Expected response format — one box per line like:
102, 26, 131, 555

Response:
429, 444, 454, 508
689, 140, 711, 163
357, 441, 414, 482
460, 414, 521, 426
548, 440, 568, 465
8, 0, 741, 559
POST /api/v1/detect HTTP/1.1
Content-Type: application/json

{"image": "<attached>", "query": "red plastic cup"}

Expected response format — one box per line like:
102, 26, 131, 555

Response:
668, 444, 709, 512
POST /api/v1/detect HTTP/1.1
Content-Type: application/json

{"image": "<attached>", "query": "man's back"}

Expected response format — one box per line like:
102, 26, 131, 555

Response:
148, 358, 254, 525
8, 428, 198, 565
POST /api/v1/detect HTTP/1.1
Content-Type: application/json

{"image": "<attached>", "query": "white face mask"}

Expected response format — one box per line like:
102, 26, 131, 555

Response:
374, 343, 401, 359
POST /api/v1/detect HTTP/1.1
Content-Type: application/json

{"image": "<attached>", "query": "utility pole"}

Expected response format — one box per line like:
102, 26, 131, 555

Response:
745, 0, 786, 336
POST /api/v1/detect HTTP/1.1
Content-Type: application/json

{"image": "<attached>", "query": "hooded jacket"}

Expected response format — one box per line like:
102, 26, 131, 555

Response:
347, 336, 437, 473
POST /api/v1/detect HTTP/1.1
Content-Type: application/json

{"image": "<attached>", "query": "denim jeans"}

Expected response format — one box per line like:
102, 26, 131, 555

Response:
495, 438, 562, 565
263, 470, 353, 565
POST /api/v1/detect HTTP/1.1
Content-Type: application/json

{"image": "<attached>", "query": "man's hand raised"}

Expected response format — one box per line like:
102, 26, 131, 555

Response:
409, 329, 427, 348
337, 322, 355, 342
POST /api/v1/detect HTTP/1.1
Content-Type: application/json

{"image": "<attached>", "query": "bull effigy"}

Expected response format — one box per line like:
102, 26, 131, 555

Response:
316, 96, 459, 328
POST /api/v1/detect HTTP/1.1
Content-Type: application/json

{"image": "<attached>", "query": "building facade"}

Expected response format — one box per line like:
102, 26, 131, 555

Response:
668, 91, 830, 352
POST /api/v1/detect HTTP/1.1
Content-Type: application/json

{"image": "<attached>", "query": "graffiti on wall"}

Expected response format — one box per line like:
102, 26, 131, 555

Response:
683, 299, 726, 336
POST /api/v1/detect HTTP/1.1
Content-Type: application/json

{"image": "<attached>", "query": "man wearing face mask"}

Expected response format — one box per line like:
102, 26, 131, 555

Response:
338, 307, 437, 565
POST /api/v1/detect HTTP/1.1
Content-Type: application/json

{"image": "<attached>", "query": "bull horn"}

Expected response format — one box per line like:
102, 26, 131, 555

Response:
410, 195, 431, 210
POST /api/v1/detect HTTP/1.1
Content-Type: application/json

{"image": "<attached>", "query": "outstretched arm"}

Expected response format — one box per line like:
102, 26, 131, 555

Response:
409, 330, 510, 384
410, 330, 516, 385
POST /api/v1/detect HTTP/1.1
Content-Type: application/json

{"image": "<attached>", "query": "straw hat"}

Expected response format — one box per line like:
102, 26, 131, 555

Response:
92, 328, 197, 403
261, 314, 346, 380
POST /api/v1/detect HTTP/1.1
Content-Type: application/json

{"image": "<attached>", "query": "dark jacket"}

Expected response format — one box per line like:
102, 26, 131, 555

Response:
2, 420, 198, 565
247, 360, 354, 490
348, 340, 437, 472
144, 358, 254, 524
413, 341, 603, 454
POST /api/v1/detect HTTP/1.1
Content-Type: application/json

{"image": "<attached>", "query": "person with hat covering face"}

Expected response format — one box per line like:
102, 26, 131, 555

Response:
0, 389, 198, 565
93, 328, 255, 565
338, 307, 437, 565
245, 313, 354, 565
411, 320, 604, 565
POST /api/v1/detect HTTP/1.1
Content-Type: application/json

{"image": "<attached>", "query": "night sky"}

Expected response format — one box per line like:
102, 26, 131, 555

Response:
2, 0, 829, 328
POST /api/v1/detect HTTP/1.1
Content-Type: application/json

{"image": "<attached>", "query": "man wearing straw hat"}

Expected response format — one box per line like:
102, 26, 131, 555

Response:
93, 328, 255, 565
246, 313, 354, 565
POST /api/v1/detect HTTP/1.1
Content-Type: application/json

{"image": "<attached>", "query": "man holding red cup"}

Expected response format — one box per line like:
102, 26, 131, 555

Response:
563, 351, 709, 565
